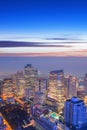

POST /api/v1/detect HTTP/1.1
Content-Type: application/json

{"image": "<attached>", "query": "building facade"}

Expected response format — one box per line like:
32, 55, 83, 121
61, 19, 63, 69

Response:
84, 74, 87, 95
67, 76, 77, 99
24, 64, 38, 90
64, 97, 87, 129
47, 69, 65, 112
2, 78, 14, 96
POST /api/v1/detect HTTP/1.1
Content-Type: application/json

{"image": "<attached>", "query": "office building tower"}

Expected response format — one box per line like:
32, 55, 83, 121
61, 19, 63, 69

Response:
64, 75, 70, 99
11, 71, 25, 97
67, 76, 77, 99
16, 78, 26, 97
34, 79, 39, 92
47, 69, 65, 112
84, 74, 87, 95
24, 64, 38, 90
2, 78, 14, 96
48, 69, 64, 100
0, 80, 3, 96
11, 74, 17, 94
38, 78, 48, 92
64, 97, 87, 129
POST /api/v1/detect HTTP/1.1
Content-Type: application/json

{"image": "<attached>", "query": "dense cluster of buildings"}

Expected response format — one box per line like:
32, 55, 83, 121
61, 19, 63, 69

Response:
0, 64, 87, 129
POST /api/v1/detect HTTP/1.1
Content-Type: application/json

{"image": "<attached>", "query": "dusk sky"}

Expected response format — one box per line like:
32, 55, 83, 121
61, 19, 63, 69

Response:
0, 0, 87, 40
0, 0, 87, 76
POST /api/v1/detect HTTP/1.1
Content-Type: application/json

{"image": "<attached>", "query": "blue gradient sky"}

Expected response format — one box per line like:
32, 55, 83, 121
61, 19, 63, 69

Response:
0, 0, 87, 75
0, 0, 87, 38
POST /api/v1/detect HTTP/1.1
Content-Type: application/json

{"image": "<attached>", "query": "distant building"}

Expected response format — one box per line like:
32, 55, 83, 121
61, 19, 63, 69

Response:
2, 78, 14, 96
0, 80, 3, 96
67, 76, 77, 99
11, 71, 26, 97
64, 97, 87, 129
75, 79, 85, 100
24, 64, 38, 90
38, 78, 48, 92
16, 78, 26, 97
84, 74, 87, 95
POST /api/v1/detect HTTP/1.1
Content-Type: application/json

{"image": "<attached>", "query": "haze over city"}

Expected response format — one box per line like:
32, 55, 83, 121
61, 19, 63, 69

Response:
0, 56, 87, 78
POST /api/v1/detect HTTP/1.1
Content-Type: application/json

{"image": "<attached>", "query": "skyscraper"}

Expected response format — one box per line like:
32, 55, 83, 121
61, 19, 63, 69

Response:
64, 97, 87, 129
67, 76, 77, 99
11, 71, 26, 97
84, 74, 87, 95
2, 78, 14, 96
24, 64, 38, 89
0, 80, 3, 96
38, 78, 48, 92
47, 69, 65, 112
48, 69, 64, 99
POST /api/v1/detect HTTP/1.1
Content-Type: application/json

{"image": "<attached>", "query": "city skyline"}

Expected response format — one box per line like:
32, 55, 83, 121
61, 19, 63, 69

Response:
0, 1, 87, 130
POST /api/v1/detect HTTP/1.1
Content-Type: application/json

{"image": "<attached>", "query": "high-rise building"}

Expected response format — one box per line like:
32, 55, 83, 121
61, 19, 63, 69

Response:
24, 64, 38, 90
64, 97, 87, 129
67, 76, 77, 99
11, 71, 26, 97
47, 69, 65, 112
84, 74, 87, 95
2, 78, 14, 96
16, 77, 25, 97
0, 80, 3, 96
38, 78, 48, 92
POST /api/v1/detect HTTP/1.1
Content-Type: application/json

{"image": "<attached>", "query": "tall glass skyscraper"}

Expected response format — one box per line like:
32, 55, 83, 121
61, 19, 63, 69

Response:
24, 64, 38, 89
48, 69, 65, 112
64, 97, 87, 129
84, 74, 87, 95
67, 76, 77, 99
